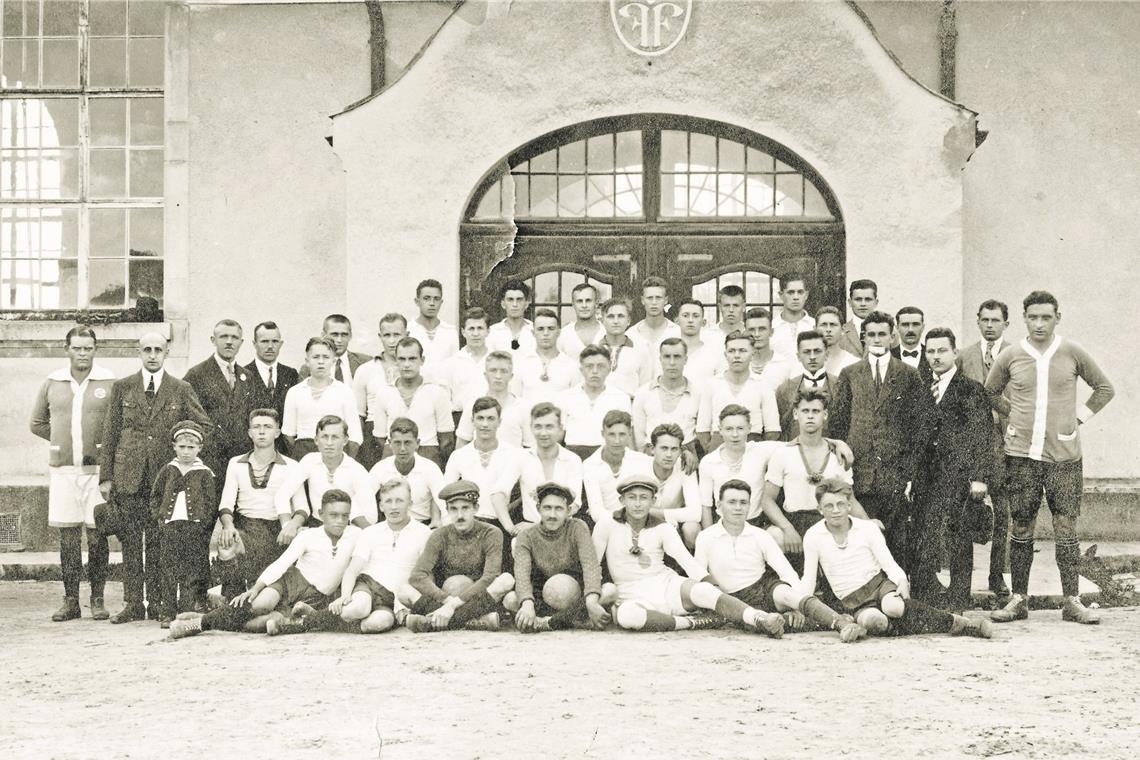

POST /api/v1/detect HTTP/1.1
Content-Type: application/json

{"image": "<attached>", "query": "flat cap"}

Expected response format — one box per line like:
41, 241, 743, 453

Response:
535, 481, 574, 504
439, 479, 480, 504
615, 473, 659, 496
171, 420, 205, 443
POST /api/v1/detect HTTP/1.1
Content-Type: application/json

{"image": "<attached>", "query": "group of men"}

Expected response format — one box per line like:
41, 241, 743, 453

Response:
30, 273, 1114, 638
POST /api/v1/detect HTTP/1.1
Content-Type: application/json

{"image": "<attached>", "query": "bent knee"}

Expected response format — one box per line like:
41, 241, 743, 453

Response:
396, 584, 419, 607
614, 602, 648, 630
881, 593, 905, 618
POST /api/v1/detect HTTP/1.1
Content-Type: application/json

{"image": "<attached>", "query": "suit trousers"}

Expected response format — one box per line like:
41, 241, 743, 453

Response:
986, 433, 1010, 588
911, 496, 974, 605
856, 489, 909, 573
158, 520, 211, 617
116, 492, 161, 610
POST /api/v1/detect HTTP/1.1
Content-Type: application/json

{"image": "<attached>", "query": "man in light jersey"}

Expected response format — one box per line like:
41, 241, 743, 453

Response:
698, 404, 781, 527
368, 417, 444, 527
645, 424, 701, 551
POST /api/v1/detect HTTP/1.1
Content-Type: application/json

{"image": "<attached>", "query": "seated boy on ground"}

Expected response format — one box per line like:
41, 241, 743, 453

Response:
801, 478, 993, 639
695, 479, 865, 643
503, 482, 612, 632
592, 473, 784, 636
399, 480, 514, 632
168, 490, 360, 638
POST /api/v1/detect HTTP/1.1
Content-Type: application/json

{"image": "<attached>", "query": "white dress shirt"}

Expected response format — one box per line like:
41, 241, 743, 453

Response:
898, 345, 923, 368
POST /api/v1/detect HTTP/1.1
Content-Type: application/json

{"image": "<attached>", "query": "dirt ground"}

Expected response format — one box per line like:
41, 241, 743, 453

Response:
3, 582, 1138, 760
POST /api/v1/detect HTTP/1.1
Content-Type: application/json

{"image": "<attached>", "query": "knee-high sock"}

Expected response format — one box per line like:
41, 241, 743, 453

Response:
640, 610, 679, 632
60, 527, 83, 598
1009, 535, 1034, 596
897, 598, 954, 635
86, 528, 109, 598
800, 595, 841, 630
1055, 538, 1081, 598
713, 592, 749, 623
201, 604, 253, 632
449, 590, 497, 628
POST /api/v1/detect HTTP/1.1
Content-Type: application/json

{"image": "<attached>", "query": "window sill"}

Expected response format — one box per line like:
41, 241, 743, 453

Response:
0, 320, 173, 358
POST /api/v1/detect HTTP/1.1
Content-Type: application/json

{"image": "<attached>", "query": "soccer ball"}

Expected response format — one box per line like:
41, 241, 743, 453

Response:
542, 574, 582, 610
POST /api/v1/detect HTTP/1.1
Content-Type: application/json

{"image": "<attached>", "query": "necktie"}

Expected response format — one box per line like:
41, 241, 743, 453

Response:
146, 375, 156, 402
983, 341, 994, 374
931, 377, 941, 403
225, 363, 235, 389
267, 365, 275, 396
873, 360, 881, 389
335, 358, 344, 382
903, 350, 919, 359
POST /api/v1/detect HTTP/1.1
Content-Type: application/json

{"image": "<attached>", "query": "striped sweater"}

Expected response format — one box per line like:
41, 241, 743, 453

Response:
984, 336, 1114, 463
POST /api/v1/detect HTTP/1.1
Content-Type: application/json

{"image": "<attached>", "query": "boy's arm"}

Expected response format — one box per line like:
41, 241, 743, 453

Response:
759, 531, 802, 588
800, 532, 820, 597
256, 530, 306, 587
868, 523, 908, 588
339, 550, 368, 601
591, 518, 611, 566
660, 525, 708, 581
513, 531, 536, 603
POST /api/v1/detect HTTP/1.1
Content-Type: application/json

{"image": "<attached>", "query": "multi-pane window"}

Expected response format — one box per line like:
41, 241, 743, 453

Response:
472, 131, 643, 220
691, 271, 782, 327
528, 269, 613, 326
0, 0, 163, 312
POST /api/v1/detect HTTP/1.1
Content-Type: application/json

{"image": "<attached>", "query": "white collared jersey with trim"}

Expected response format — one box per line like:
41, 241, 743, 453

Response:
352, 519, 432, 598
592, 516, 705, 587
258, 524, 361, 596
765, 443, 853, 513
218, 452, 306, 520
694, 520, 800, 594
801, 517, 906, 600
695, 374, 781, 436
984, 336, 1113, 463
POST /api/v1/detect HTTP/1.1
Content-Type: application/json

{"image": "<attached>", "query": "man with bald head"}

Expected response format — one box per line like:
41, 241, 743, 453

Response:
184, 319, 257, 489
98, 332, 210, 623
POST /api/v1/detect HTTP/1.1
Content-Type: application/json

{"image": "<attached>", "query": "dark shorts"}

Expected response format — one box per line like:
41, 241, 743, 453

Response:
728, 568, 786, 613
266, 565, 329, 612
1006, 456, 1082, 522
352, 573, 396, 612
753, 509, 822, 537
838, 571, 898, 614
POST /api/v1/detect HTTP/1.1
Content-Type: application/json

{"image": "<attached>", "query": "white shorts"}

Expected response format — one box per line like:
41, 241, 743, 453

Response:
616, 571, 688, 616
48, 467, 102, 529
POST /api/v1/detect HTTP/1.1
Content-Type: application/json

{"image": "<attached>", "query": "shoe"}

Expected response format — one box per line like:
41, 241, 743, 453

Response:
950, 614, 994, 639
168, 614, 203, 639
463, 612, 500, 632
266, 617, 306, 636
110, 605, 146, 624
532, 616, 553, 632
857, 608, 890, 635
159, 615, 173, 629
990, 594, 1028, 623
988, 578, 1011, 601
833, 614, 866, 643
291, 601, 319, 619
781, 610, 809, 633
51, 597, 81, 622
90, 597, 110, 621
685, 612, 727, 630
1061, 596, 1100, 625
747, 611, 784, 639
405, 614, 435, 633
394, 608, 408, 627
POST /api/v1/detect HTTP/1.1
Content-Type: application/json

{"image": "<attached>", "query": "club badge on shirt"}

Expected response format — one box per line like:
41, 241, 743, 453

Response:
94, 388, 107, 399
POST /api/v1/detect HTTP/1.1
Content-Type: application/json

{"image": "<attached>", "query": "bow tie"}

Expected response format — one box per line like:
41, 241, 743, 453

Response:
902, 350, 919, 358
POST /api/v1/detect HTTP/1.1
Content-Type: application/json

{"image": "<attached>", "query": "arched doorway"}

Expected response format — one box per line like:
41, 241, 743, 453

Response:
459, 114, 845, 324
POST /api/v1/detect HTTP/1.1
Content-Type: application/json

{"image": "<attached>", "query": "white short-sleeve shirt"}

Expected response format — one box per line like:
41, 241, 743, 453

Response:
368, 454, 445, 523
696, 375, 781, 436
443, 443, 523, 521
764, 443, 853, 513
555, 385, 633, 448
698, 441, 782, 520
370, 382, 454, 447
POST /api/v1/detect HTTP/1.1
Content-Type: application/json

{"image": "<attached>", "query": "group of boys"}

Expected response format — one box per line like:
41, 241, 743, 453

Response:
31, 273, 1113, 641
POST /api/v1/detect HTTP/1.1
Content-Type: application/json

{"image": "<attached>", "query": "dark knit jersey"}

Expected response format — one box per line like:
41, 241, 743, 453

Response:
409, 521, 503, 604
513, 518, 602, 603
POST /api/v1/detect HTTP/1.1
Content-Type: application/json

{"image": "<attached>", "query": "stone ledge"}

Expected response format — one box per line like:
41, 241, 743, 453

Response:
0, 320, 174, 358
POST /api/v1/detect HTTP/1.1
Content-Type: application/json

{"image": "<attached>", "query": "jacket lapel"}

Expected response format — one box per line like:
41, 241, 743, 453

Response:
147, 373, 173, 421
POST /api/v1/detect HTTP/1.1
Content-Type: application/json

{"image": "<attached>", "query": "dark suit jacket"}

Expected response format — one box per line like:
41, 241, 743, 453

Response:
298, 350, 371, 382
837, 321, 863, 359
244, 360, 299, 420
915, 371, 994, 503
891, 344, 930, 378
98, 372, 211, 496
183, 356, 257, 474
830, 358, 923, 496
775, 373, 837, 441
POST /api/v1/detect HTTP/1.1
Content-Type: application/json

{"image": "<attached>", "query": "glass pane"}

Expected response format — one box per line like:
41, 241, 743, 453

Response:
559, 306, 574, 326
660, 130, 686, 172
719, 139, 745, 172
720, 271, 743, 288
90, 147, 126, 196
533, 271, 558, 303
512, 160, 527, 173
704, 306, 717, 325
90, 0, 127, 36
43, 1, 81, 36
473, 179, 500, 219
586, 134, 612, 172
747, 148, 773, 172
41, 38, 78, 87
691, 278, 716, 304
585, 174, 614, 217
745, 272, 770, 303
89, 37, 127, 86
89, 207, 126, 258
560, 269, 584, 301
745, 174, 775, 216
558, 140, 584, 173
90, 97, 127, 146
615, 131, 641, 171
529, 175, 556, 216
690, 133, 716, 171
660, 172, 681, 217
1, 257, 78, 309
129, 97, 163, 144
804, 181, 829, 217
0, 147, 77, 198
529, 148, 555, 173
129, 148, 163, 196
88, 258, 126, 307
55, 146, 78, 196
688, 172, 715, 216
592, 280, 612, 302
129, 207, 162, 257
1, 98, 79, 148
3, 1, 36, 37
2, 38, 39, 87
557, 175, 585, 217
513, 174, 529, 215
128, 258, 163, 304
775, 174, 804, 215
775, 158, 796, 173
129, 0, 165, 35
614, 172, 641, 217
717, 173, 745, 216
128, 36, 162, 87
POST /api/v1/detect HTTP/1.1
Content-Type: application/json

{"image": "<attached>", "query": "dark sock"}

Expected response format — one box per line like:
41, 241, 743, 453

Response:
801, 595, 841, 629
714, 592, 748, 623
301, 608, 340, 632
1055, 539, 1081, 597
1009, 535, 1034, 596
410, 596, 439, 616
639, 610, 678, 632
548, 598, 588, 630
449, 590, 497, 628
201, 604, 251, 632
898, 598, 954, 634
